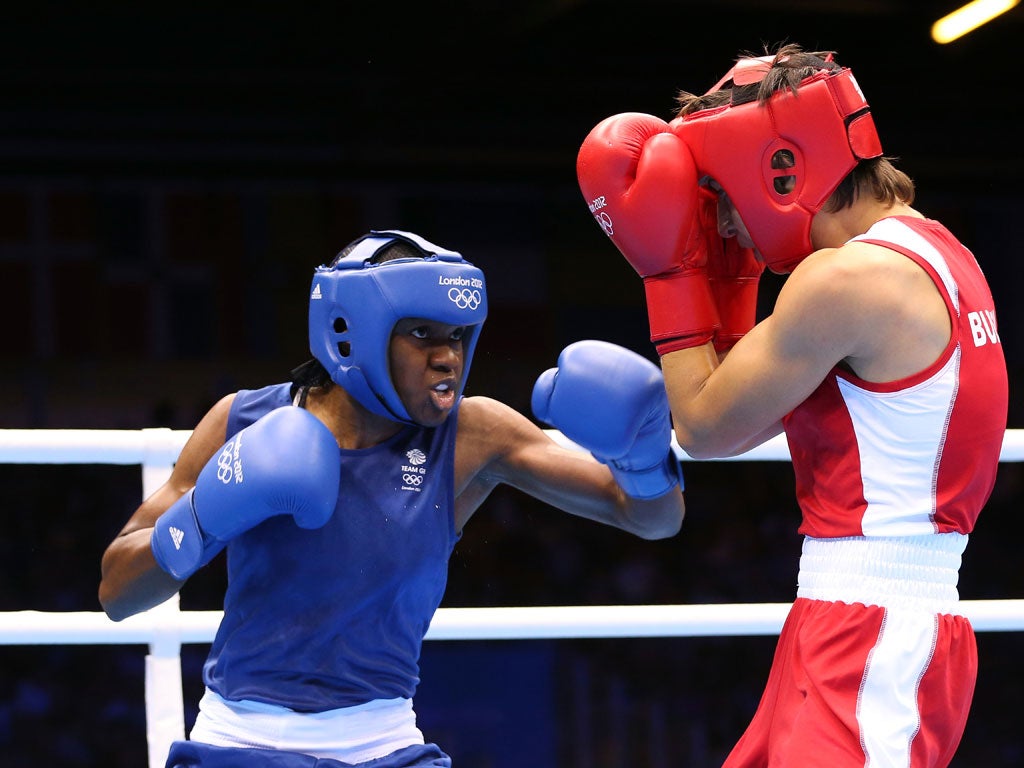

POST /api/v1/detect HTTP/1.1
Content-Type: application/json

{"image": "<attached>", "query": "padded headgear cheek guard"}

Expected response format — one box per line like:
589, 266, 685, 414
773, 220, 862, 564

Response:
308, 230, 488, 424
672, 59, 883, 273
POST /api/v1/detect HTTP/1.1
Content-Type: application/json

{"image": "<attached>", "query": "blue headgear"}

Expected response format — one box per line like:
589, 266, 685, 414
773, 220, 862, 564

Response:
308, 230, 488, 424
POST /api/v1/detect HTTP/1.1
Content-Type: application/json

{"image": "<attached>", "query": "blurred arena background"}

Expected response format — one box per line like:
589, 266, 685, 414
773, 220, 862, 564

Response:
2, 2, 1022, 765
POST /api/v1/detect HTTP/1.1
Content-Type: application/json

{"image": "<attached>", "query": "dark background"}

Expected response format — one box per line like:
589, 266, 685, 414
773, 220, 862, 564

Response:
2, 2, 1022, 765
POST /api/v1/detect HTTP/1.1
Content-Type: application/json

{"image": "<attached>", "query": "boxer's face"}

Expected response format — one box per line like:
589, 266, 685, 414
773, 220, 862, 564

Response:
715, 186, 757, 251
389, 317, 466, 427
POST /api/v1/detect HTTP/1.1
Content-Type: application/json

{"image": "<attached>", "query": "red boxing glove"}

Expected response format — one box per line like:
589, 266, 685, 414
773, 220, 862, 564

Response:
707, 215, 764, 354
577, 112, 719, 353
666, 116, 764, 354
712, 237, 761, 354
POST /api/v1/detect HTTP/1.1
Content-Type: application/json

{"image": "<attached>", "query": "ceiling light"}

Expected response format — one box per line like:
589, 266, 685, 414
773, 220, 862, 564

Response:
932, 0, 1020, 43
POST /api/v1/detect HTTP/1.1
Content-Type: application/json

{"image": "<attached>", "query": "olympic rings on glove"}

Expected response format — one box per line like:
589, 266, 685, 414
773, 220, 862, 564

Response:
216, 445, 235, 484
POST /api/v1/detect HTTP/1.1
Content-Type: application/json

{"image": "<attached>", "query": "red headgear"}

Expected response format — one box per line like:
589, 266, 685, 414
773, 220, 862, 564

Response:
672, 55, 883, 273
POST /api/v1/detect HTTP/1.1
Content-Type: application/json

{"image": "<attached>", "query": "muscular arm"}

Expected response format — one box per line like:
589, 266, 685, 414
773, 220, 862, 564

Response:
98, 394, 235, 621
454, 397, 684, 539
663, 242, 951, 459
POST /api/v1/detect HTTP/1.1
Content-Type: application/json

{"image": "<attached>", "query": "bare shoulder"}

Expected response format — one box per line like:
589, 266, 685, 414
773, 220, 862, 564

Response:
457, 395, 553, 470
457, 395, 539, 447
780, 241, 923, 316
190, 393, 236, 445
171, 393, 237, 486
114, 392, 237, 537
457, 394, 514, 423
775, 240, 945, 375
799, 240, 921, 283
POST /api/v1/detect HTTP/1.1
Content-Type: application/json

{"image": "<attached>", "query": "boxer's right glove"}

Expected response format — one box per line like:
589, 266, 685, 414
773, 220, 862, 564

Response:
577, 112, 719, 354
660, 116, 764, 355
705, 196, 764, 354
151, 406, 341, 580
531, 340, 683, 500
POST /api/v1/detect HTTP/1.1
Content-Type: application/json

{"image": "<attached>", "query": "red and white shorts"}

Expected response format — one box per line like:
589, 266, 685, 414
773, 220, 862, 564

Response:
724, 535, 977, 768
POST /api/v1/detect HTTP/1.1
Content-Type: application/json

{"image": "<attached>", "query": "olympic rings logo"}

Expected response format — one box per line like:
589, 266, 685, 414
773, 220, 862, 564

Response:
216, 445, 234, 484
215, 434, 243, 484
595, 211, 614, 237
402, 473, 424, 486
448, 287, 482, 310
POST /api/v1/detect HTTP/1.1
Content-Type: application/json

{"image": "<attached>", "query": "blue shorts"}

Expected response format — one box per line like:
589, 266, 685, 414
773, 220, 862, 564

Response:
165, 740, 452, 768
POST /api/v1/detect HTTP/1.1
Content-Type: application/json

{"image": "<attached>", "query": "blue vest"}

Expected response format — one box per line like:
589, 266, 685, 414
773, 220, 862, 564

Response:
201, 383, 460, 711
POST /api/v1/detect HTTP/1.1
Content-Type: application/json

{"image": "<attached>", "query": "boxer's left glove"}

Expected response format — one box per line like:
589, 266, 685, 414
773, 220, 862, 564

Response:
531, 340, 683, 499
151, 406, 341, 580
577, 112, 719, 354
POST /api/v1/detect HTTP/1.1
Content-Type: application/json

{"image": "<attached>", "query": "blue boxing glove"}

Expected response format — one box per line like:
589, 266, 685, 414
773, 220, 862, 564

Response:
151, 406, 341, 580
532, 340, 683, 499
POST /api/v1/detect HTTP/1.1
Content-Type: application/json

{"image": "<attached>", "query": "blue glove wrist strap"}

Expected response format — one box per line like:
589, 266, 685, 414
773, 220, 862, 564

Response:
609, 451, 684, 500
151, 489, 219, 580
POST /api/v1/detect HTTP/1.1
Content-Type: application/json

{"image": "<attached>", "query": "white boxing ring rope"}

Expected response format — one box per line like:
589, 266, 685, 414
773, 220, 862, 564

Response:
2, 428, 1024, 768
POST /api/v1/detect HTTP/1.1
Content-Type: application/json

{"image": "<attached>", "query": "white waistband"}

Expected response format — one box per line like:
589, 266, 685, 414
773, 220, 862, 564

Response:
796, 533, 967, 615
188, 689, 424, 763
